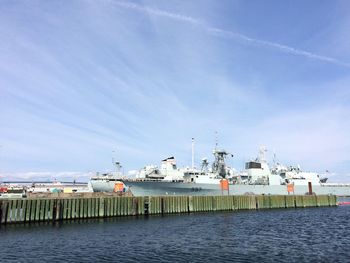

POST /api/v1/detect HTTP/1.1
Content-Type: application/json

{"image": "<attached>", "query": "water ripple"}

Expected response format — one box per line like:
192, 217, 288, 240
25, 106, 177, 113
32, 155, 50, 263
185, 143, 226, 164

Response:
1, 206, 349, 262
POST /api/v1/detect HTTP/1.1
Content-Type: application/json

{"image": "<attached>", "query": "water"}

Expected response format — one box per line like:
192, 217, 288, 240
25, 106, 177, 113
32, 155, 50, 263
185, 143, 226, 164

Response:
1, 206, 349, 262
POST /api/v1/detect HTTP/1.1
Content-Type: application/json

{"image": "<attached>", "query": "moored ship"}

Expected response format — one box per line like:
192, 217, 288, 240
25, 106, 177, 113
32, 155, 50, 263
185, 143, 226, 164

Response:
90, 160, 127, 193
90, 144, 350, 196
124, 146, 350, 196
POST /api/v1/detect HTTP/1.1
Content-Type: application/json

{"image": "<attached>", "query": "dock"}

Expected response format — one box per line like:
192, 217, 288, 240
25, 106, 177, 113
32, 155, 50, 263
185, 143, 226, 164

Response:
0, 194, 337, 225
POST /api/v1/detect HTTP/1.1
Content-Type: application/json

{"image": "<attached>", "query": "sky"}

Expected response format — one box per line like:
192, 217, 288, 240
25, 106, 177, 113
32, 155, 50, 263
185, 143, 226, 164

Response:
1, 0, 350, 182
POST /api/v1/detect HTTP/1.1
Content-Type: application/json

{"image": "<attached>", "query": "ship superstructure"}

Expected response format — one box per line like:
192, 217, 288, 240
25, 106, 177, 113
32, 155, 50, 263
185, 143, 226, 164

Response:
90, 143, 350, 196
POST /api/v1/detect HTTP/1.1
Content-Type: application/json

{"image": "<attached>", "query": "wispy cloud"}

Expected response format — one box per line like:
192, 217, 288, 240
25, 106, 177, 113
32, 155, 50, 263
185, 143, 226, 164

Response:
115, 1, 204, 25
230, 105, 350, 172
1, 1, 350, 181
115, 1, 350, 67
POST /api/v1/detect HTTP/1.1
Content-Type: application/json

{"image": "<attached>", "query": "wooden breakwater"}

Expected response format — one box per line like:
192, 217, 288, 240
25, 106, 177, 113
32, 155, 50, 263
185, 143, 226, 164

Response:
0, 195, 337, 225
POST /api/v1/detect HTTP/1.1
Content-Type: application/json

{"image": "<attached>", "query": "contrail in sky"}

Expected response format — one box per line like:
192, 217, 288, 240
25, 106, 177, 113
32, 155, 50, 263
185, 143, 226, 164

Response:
115, 1, 350, 68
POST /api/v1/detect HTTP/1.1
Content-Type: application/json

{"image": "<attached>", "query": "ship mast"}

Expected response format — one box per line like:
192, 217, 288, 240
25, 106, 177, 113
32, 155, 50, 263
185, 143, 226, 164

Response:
258, 146, 267, 163
191, 138, 195, 169
112, 150, 122, 177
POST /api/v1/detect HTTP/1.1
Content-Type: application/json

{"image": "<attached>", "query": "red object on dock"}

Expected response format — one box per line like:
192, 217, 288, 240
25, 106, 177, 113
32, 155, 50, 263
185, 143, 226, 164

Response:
0, 187, 8, 193
338, 201, 350, 206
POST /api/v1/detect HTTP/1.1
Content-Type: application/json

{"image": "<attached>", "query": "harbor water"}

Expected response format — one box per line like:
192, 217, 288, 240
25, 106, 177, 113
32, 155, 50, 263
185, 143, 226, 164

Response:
0, 205, 349, 262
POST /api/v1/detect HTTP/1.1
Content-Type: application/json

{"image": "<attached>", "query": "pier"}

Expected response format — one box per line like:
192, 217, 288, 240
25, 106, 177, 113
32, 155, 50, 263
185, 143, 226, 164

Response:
0, 194, 337, 225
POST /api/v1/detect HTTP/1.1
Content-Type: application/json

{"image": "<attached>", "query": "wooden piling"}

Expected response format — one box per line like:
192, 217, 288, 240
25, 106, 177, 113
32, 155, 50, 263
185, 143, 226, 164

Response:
295, 195, 304, 208
0, 194, 338, 225
329, 195, 337, 206
95, 198, 99, 217
303, 195, 317, 207
1, 201, 8, 224
270, 195, 286, 209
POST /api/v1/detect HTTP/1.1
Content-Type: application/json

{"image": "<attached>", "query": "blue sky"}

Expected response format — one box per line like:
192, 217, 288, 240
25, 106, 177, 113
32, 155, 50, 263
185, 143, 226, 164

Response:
1, 0, 350, 181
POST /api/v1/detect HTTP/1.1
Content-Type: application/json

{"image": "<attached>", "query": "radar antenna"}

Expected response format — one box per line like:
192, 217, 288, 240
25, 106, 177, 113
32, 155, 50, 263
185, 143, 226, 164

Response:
273, 148, 276, 165
212, 149, 233, 178
112, 150, 122, 177
201, 158, 209, 172
258, 145, 267, 163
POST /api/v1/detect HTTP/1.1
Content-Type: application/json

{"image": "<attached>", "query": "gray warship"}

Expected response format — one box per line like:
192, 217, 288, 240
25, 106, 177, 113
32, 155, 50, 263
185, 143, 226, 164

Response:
90, 144, 350, 196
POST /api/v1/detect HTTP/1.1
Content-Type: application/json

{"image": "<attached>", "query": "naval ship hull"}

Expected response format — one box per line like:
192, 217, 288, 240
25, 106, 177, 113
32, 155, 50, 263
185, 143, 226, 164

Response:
122, 181, 350, 196
90, 180, 121, 192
